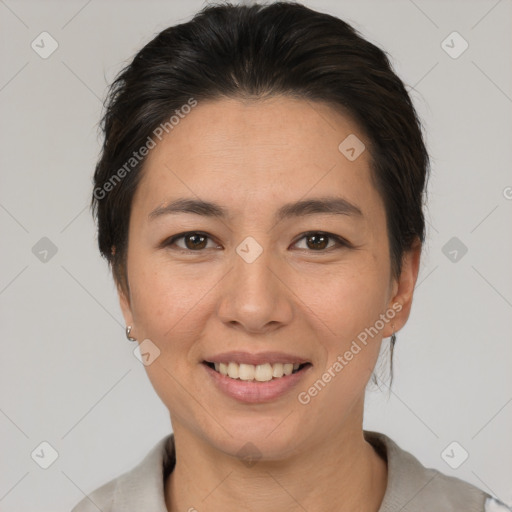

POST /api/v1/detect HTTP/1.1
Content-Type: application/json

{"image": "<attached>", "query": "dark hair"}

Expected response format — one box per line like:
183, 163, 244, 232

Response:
92, 1, 429, 302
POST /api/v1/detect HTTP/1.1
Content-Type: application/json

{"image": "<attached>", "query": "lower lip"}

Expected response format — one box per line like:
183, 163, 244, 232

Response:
203, 363, 311, 404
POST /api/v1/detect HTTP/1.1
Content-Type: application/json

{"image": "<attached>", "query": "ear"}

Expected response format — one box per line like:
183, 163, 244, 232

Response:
112, 252, 136, 333
382, 238, 422, 338
117, 280, 135, 331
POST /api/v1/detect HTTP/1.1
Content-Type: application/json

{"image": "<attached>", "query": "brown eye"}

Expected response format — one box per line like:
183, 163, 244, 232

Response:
294, 232, 347, 251
163, 231, 348, 253
165, 232, 219, 251
306, 233, 329, 250
183, 233, 208, 250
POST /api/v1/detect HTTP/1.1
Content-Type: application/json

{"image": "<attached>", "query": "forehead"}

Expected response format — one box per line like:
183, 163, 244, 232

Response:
134, 96, 382, 220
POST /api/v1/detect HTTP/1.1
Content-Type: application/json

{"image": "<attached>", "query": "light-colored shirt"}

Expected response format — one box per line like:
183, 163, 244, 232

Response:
71, 430, 511, 511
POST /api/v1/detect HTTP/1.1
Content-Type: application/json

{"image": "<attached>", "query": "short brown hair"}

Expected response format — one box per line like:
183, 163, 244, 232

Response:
92, 1, 430, 294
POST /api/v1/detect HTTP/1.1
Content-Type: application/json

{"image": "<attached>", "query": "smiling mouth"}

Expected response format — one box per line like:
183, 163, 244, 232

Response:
203, 361, 312, 382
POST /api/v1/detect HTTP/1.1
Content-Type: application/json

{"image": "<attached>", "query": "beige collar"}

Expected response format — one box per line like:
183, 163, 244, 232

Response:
77, 430, 489, 511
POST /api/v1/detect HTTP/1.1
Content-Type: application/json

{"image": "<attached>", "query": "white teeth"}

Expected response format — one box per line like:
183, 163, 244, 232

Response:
272, 363, 284, 378
254, 363, 273, 382
210, 361, 305, 381
227, 362, 239, 379
238, 363, 255, 381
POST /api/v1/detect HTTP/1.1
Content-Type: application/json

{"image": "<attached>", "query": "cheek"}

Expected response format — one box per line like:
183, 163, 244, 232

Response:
127, 255, 216, 348
315, 261, 390, 338
305, 257, 390, 396
127, 223, 391, 353
302, 267, 388, 406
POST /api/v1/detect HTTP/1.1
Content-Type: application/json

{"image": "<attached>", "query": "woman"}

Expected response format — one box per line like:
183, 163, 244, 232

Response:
72, 2, 509, 511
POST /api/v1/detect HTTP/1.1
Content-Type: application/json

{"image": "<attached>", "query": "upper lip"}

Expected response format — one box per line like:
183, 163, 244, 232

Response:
204, 351, 311, 366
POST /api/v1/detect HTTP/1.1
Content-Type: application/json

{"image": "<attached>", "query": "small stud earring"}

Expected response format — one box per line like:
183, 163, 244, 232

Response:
125, 325, 137, 342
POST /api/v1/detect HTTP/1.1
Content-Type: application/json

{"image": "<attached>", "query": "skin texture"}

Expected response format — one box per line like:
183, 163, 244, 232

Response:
117, 96, 421, 512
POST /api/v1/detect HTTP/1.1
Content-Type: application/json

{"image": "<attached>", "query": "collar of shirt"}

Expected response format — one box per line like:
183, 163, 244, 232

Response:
76, 430, 500, 512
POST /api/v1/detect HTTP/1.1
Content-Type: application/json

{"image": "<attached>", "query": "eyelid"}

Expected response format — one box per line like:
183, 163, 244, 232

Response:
161, 230, 351, 252
160, 231, 220, 251
292, 231, 351, 251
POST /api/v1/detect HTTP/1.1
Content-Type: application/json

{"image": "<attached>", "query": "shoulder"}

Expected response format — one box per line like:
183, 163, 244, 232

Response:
70, 434, 175, 512
70, 479, 116, 512
364, 430, 509, 512
485, 497, 512, 512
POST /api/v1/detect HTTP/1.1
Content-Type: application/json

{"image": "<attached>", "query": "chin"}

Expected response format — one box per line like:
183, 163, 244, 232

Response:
203, 416, 305, 462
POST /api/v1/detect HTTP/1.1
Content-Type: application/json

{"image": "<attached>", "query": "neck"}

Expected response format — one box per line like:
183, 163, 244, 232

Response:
165, 413, 387, 512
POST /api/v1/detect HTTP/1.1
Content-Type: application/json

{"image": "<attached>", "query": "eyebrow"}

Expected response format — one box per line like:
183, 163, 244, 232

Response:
148, 196, 363, 222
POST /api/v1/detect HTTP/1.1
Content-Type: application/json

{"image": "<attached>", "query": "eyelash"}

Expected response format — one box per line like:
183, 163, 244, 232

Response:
162, 231, 351, 253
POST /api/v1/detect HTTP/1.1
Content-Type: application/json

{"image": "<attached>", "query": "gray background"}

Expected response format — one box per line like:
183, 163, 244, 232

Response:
0, 0, 511, 510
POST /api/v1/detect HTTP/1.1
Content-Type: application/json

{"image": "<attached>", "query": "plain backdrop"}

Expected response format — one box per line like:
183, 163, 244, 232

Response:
0, 0, 511, 510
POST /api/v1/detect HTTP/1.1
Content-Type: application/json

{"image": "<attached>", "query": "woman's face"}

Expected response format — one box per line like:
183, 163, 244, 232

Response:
119, 96, 420, 458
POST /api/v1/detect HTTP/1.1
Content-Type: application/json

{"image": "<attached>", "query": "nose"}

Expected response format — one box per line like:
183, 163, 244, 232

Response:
216, 239, 294, 335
